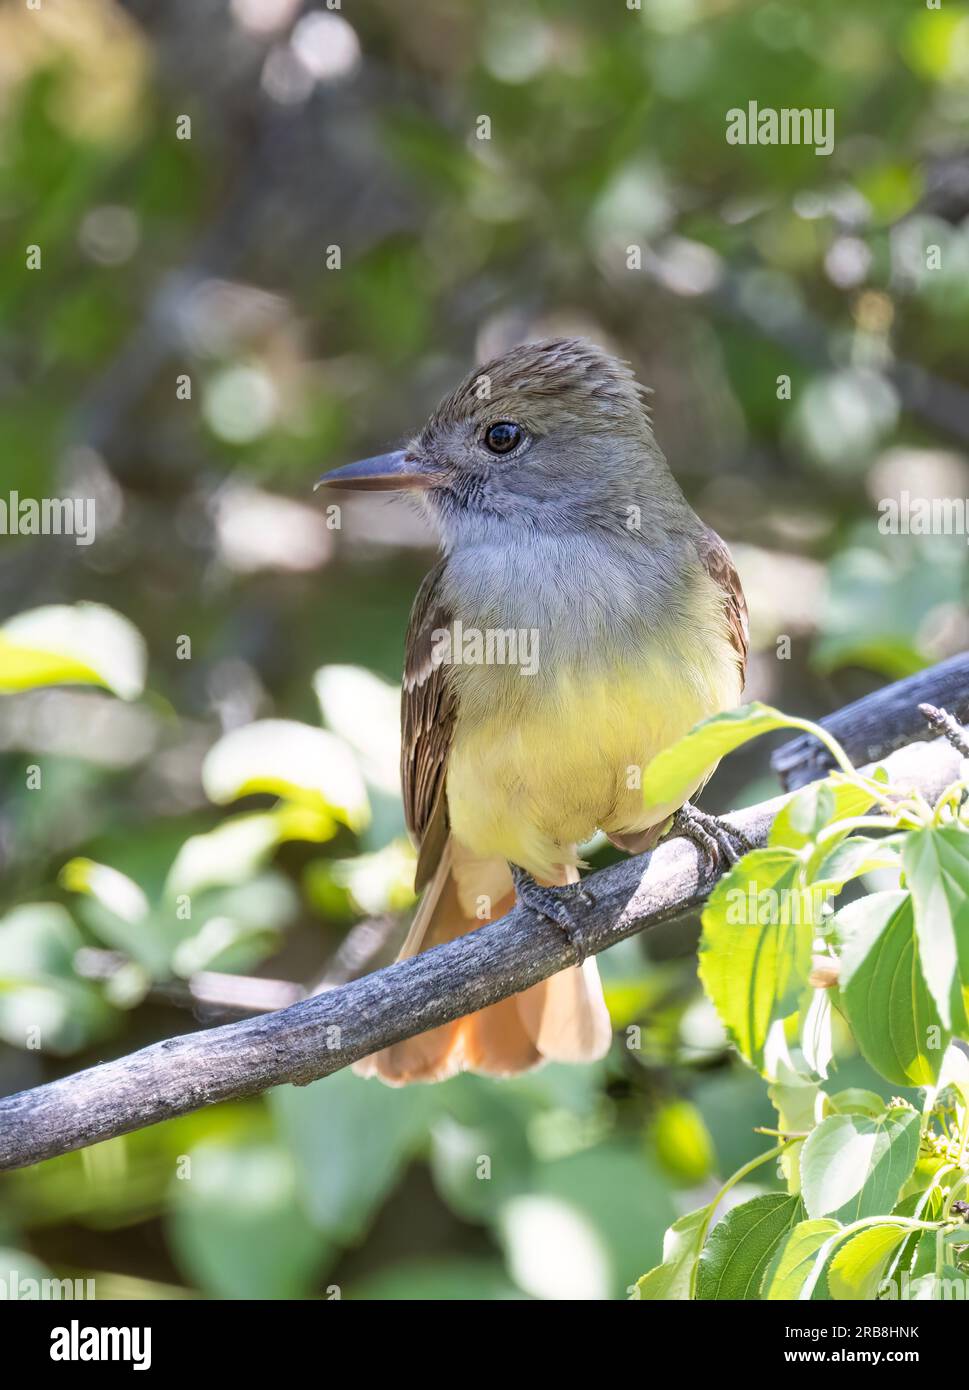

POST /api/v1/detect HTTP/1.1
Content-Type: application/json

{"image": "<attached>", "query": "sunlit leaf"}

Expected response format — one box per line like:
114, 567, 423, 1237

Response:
823, 1089, 887, 1118
307, 838, 417, 916
636, 1204, 711, 1301
827, 1224, 910, 1301
800, 987, 832, 1080
60, 859, 168, 976
60, 858, 149, 923
696, 1194, 801, 1300
838, 890, 949, 1086
800, 1108, 920, 1223
313, 664, 400, 794
769, 777, 874, 853
202, 719, 369, 830
165, 806, 336, 898
901, 825, 969, 1033
814, 834, 903, 891
0, 603, 146, 699
699, 849, 814, 1072
760, 1219, 840, 1300
643, 703, 820, 813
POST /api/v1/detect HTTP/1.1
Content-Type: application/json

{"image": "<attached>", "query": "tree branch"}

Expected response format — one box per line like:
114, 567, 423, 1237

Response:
771, 651, 969, 789
0, 731, 961, 1172
73, 949, 307, 1020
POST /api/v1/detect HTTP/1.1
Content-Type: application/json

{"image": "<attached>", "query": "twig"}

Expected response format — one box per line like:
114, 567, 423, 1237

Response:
0, 733, 961, 1172
309, 915, 400, 993
918, 703, 969, 758
771, 651, 969, 789
73, 949, 306, 1019
73, 913, 399, 1021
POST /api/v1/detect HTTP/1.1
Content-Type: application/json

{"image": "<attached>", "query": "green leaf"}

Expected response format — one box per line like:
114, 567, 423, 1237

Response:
167, 1138, 331, 1299
699, 849, 813, 1072
635, 1204, 711, 1301
499, 1145, 676, 1301
319, 839, 419, 916
696, 1194, 801, 1300
761, 1218, 840, 1300
768, 1063, 821, 1193
827, 1225, 911, 1301
270, 1070, 437, 1244
901, 825, 969, 1033
799, 1108, 920, 1223
770, 777, 875, 853
171, 915, 281, 977
60, 858, 149, 923
838, 890, 949, 1086
651, 1100, 715, 1186
814, 833, 903, 891
896, 1182, 945, 1226
800, 987, 833, 1079
824, 1088, 887, 1118
313, 664, 401, 794
427, 1082, 535, 1223
0, 903, 115, 1053
934, 1041, 969, 1113
202, 719, 370, 831
770, 782, 835, 850
0, 603, 146, 699
165, 806, 336, 898
59, 857, 170, 977
643, 703, 827, 813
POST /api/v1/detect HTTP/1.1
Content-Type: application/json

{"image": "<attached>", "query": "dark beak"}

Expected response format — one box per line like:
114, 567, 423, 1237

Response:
314, 450, 441, 493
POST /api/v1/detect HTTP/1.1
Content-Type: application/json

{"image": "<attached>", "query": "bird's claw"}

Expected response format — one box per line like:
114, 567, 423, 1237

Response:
511, 866, 592, 963
671, 802, 755, 874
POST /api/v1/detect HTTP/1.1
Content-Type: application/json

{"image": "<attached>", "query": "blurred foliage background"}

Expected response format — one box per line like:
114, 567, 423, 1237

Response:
1, 0, 968, 1300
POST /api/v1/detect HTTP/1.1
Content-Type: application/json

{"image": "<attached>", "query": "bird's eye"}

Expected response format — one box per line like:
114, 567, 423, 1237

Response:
483, 421, 523, 455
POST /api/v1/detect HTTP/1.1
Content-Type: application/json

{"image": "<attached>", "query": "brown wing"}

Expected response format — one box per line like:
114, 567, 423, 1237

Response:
401, 559, 457, 891
696, 527, 748, 685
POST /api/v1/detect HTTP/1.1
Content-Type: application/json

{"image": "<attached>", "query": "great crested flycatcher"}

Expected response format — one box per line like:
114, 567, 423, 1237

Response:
318, 337, 748, 1085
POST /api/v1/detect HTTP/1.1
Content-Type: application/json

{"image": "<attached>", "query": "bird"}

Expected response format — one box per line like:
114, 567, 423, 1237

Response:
317, 337, 748, 1085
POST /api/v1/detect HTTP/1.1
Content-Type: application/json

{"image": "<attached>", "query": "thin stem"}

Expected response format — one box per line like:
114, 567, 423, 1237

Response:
783, 716, 860, 781
754, 1127, 810, 1139
814, 815, 902, 849
690, 1142, 791, 1297
934, 781, 969, 824
800, 1212, 961, 1300
943, 1171, 969, 1219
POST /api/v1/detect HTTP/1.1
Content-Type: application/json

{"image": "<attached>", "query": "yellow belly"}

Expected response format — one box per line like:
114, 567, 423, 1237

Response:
446, 629, 742, 880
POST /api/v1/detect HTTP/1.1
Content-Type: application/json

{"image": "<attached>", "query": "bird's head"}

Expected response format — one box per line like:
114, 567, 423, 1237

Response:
317, 337, 682, 545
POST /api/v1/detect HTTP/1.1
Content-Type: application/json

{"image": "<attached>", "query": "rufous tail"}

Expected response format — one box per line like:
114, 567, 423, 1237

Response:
353, 837, 612, 1085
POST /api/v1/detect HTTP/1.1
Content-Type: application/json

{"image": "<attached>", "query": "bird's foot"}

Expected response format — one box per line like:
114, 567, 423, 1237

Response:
670, 802, 755, 874
511, 866, 592, 963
